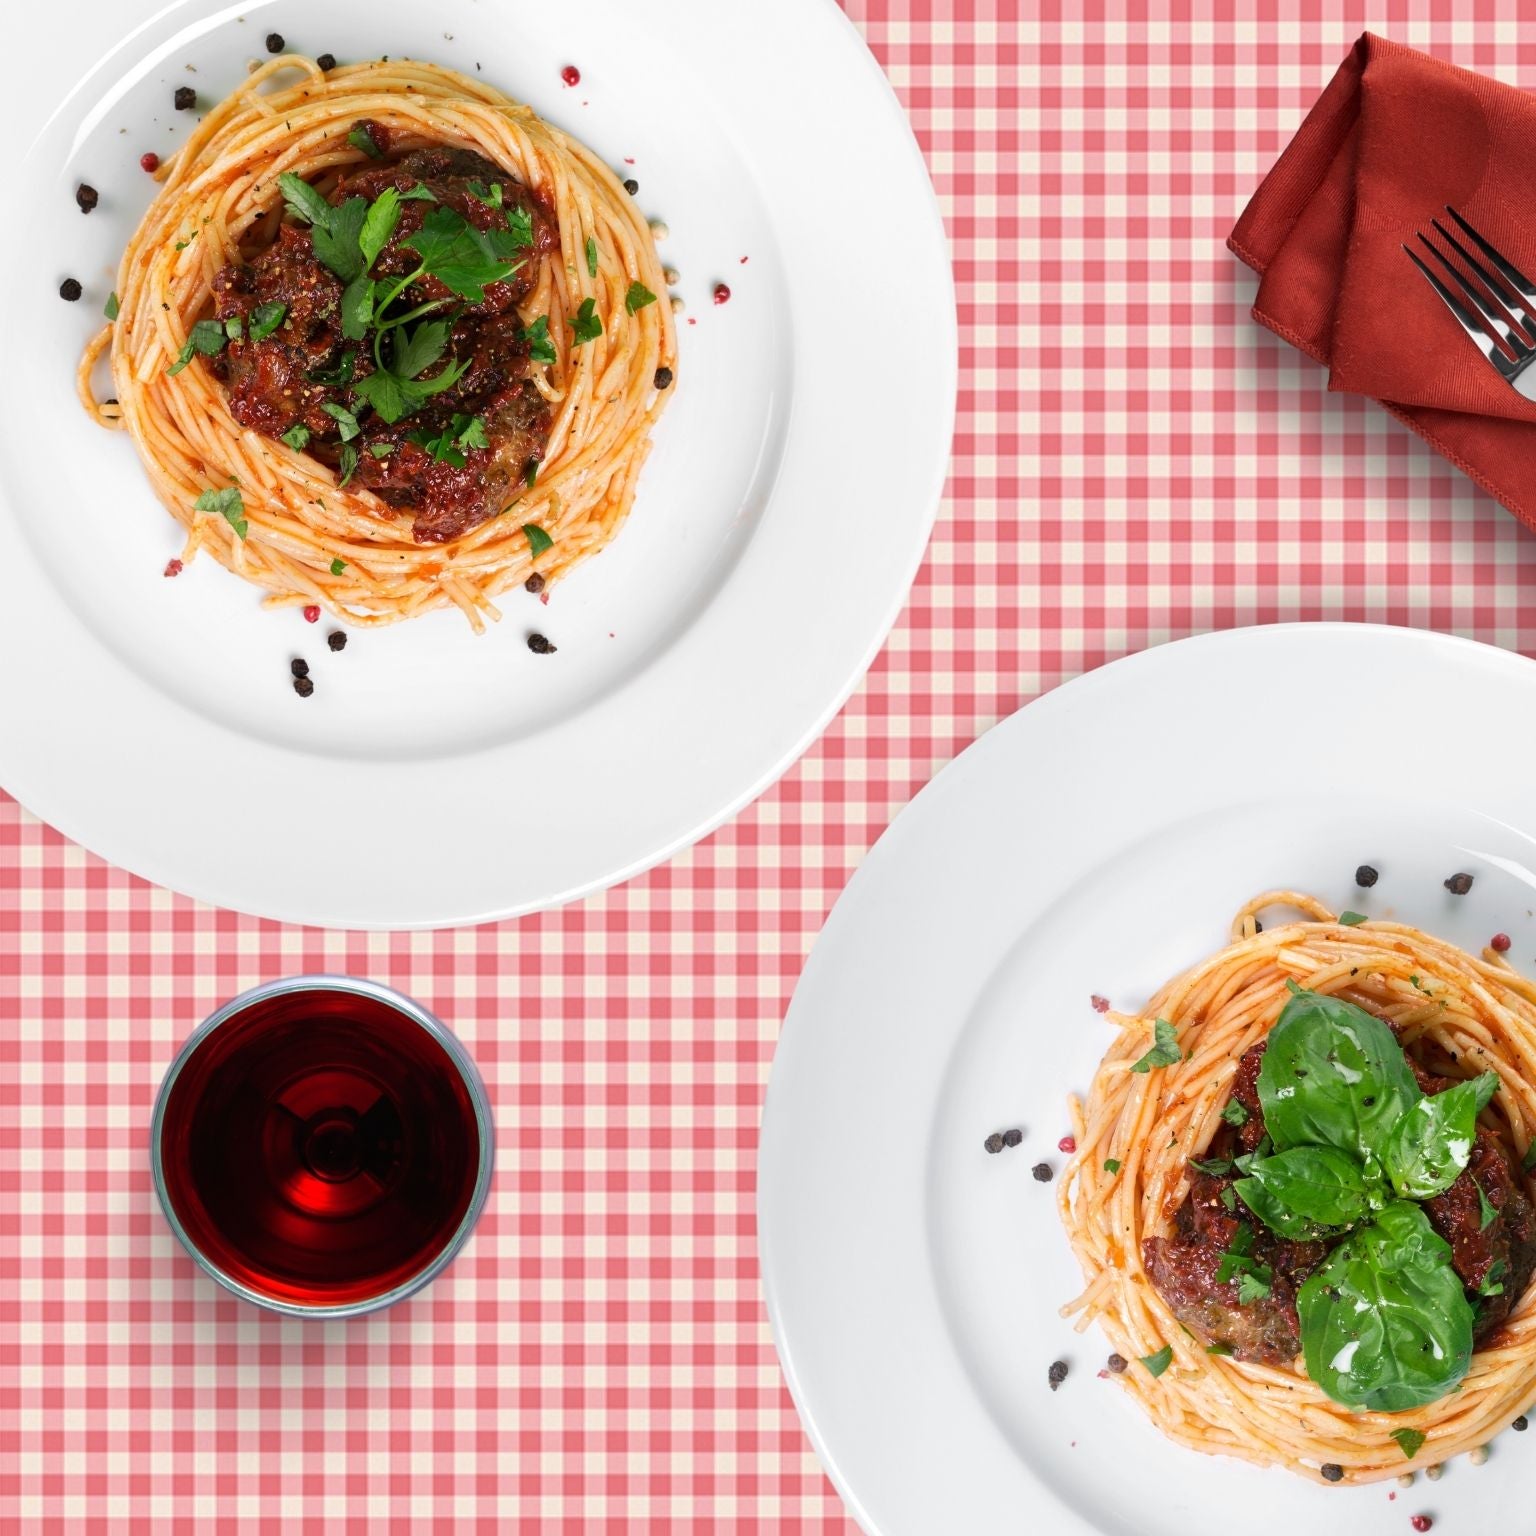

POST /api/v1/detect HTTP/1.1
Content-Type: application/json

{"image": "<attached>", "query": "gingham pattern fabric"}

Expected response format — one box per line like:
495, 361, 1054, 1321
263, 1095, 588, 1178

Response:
7, 4, 1536, 1530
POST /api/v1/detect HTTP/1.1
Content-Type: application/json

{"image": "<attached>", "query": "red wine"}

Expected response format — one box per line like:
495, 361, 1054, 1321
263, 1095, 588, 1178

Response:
154, 979, 490, 1312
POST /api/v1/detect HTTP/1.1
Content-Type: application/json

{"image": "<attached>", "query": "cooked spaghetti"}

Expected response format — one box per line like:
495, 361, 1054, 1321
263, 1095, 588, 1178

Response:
78, 54, 676, 629
1059, 893, 1536, 1484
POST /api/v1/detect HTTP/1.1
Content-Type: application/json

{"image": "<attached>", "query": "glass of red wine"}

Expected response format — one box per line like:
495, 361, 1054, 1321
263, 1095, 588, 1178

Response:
151, 976, 493, 1316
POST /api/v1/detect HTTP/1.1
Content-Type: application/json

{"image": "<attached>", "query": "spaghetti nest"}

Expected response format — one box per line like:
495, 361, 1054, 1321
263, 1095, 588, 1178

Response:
1058, 892, 1536, 1484
79, 55, 676, 629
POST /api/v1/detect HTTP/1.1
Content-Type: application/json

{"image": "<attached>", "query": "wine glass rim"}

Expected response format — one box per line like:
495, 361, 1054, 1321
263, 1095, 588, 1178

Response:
150, 973, 495, 1319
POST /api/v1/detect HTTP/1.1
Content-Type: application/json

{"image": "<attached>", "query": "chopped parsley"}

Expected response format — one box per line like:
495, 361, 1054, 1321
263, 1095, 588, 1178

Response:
524, 459, 539, 489
522, 523, 553, 557
224, 316, 244, 341
1235, 1269, 1272, 1305
321, 402, 362, 442
1130, 1019, 1179, 1074
103, 291, 120, 321
569, 296, 602, 344
248, 301, 287, 342
329, 557, 347, 575
408, 413, 489, 468
368, 442, 395, 459
624, 280, 657, 315
1205, 1341, 1235, 1357
1480, 1257, 1508, 1298
193, 486, 246, 540
1189, 1157, 1233, 1177
337, 442, 358, 488
1477, 1179, 1499, 1232
507, 204, 534, 249
1103, 1158, 1122, 1174
522, 314, 557, 365
1139, 1345, 1173, 1378
347, 123, 383, 158
585, 236, 598, 279
166, 319, 229, 375
1219, 1185, 1238, 1211
468, 179, 504, 208
1524, 1141, 1536, 1174
1339, 911, 1368, 926
1221, 1099, 1250, 1128
1390, 1427, 1427, 1460
280, 423, 311, 452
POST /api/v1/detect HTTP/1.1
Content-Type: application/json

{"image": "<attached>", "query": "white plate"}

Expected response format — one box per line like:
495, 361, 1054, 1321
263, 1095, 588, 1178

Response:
759, 625, 1536, 1536
0, 0, 953, 928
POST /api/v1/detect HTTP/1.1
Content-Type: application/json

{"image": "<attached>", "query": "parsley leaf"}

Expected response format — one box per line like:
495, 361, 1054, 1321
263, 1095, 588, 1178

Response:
354, 355, 471, 425
393, 319, 451, 380
347, 123, 383, 159
281, 423, 311, 452
522, 314, 556, 365
194, 487, 246, 540
568, 295, 602, 345
508, 204, 534, 250
166, 319, 228, 375
340, 274, 375, 340
458, 416, 489, 453
524, 458, 539, 488
399, 185, 438, 203
248, 301, 287, 342
1103, 1158, 1122, 1174
1339, 911, 1368, 927
625, 280, 657, 315
322, 402, 361, 442
1130, 1019, 1179, 1074
359, 187, 401, 269
224, 316, 244, 341
1190, 1157, 1233, 1177
585, 236, 598, 279
407, 412, 489, 468
368, 442, 394, 459
1221, 1100, 1250, 1128
1139, 1345, 1173, 1378
1235, 1269, 1272, 1305
277, 171, 334, 230
338, 442, 358, 487
468, 180, 503, 208
1477, 1179, 1499, 1232
402, 206, 519, 303
313, 197, 368, 283
330, 557, 347, 575
523, 523, 553, 558
1219, 1185, 1238, 1211
104, 291, 120, 321
309, 349, 358, 388
1391, 1427, 1427, 1460
1206, 1341, 1235, 1356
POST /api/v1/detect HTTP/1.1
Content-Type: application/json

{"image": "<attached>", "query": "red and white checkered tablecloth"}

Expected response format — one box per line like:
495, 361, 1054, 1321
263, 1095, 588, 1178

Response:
8, 2, 1536, 1529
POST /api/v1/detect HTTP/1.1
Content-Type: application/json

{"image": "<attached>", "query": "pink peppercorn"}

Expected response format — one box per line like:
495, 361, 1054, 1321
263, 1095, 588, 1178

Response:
303, 605, 320, 623
1493, 933, 1512, 952
1411, 1517, 1432, 1533
1058, 1135, 1076, 1153
713, 283, 731, 305
140, 152, 160, 173
1091, 995, 1110, 1013
163, 558, 183, 578
560, 64, 580, 86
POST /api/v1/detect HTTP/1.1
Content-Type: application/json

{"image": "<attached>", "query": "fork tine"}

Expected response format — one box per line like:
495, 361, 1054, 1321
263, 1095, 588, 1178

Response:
1419, 231, 1533, 358
1444, 206, 1536, 334
1404, 244, 1517, 377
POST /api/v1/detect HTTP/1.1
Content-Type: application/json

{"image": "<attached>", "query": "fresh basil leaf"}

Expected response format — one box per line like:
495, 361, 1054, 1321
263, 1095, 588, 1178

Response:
193, 487, 247, 541
280, 423, 311, 451
1480, 1257, 1508, 1297
1235, 1269, 1272, 1305
1339, 911, 1368, 926
1383, 1072, 1499, 1200
1219, 1185, 1237, 1211
568, 295, 602, 345
368, 442, 394, 459
508, 203, 534, 250
1189, 1157, 1233, 1177
359, 187, 401, 269
330, 557, 347, 575
278, 171, 334, 230
399, 185, 439, 202
522, 314, 556, 365
340, 274, 374, 341
347, 123, 382, 159
1103, 1158, 1122, 1174
1221, 1100, 1250, 1129
1139, 1345, 1173, 1378
321, 402, 361, 442
338, 442, 358, 487
1391, 1427, 1427, 1460
1476, 1179, 1499, 1232
1235, 1145, 1371, 1240
393, 320, 451, 381
166, 319, 227, 375
248, 301, 287, 342
523, 523, 553, 558
1130, 1019, 1179, 1074
224, 316, 244, 341
585, 237, 599, 279
104, 291, 120, 321
1257, 989, 1421, 1159
625, 280, 657, 315
313, 197, 368, 282
1297, 1202, 1474, 1411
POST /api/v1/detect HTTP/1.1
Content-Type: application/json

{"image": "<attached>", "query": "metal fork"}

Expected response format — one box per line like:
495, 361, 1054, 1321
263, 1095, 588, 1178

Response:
1405, 207, 1536, 398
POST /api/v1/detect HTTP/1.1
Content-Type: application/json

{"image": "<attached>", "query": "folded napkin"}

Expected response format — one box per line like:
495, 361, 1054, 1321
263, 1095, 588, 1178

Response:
1230, 33, 1536, 526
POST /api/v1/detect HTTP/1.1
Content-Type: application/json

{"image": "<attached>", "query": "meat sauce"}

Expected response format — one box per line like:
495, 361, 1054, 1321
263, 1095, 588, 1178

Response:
1144, 1036, 1536, 1366
209, 126, 558, 544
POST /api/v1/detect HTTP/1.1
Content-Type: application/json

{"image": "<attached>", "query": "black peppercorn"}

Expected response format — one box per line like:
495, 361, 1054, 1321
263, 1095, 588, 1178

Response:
527, 633, 557, 654
1107, 1353, 1127, 1373
58, 278, 82, 302
525, 572, 546, 594
1515, 1415, 1529, 1432
1002, 1128, 1023, 1148
290, 658, 309, 679
326, 630, 347, 652
316, 52, 336, 71
1047, 1360, 1068, 1391
983, 1132, 1005, 1155
75, 183, 99, 214
174, 86, 197, 110
1319, 1463, 1343, 1483
1355, 863, 1379, 888
1445, 872, 1474, 896
654, 366, 674, 390
293, 675, 314, 698
1031, 1161, 1052, 1183
266, 32, 286, 53
622, 177, 639, 195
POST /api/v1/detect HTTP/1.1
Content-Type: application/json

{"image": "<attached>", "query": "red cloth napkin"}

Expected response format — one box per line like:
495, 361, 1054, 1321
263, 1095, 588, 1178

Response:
1230, 33, 1536, 527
